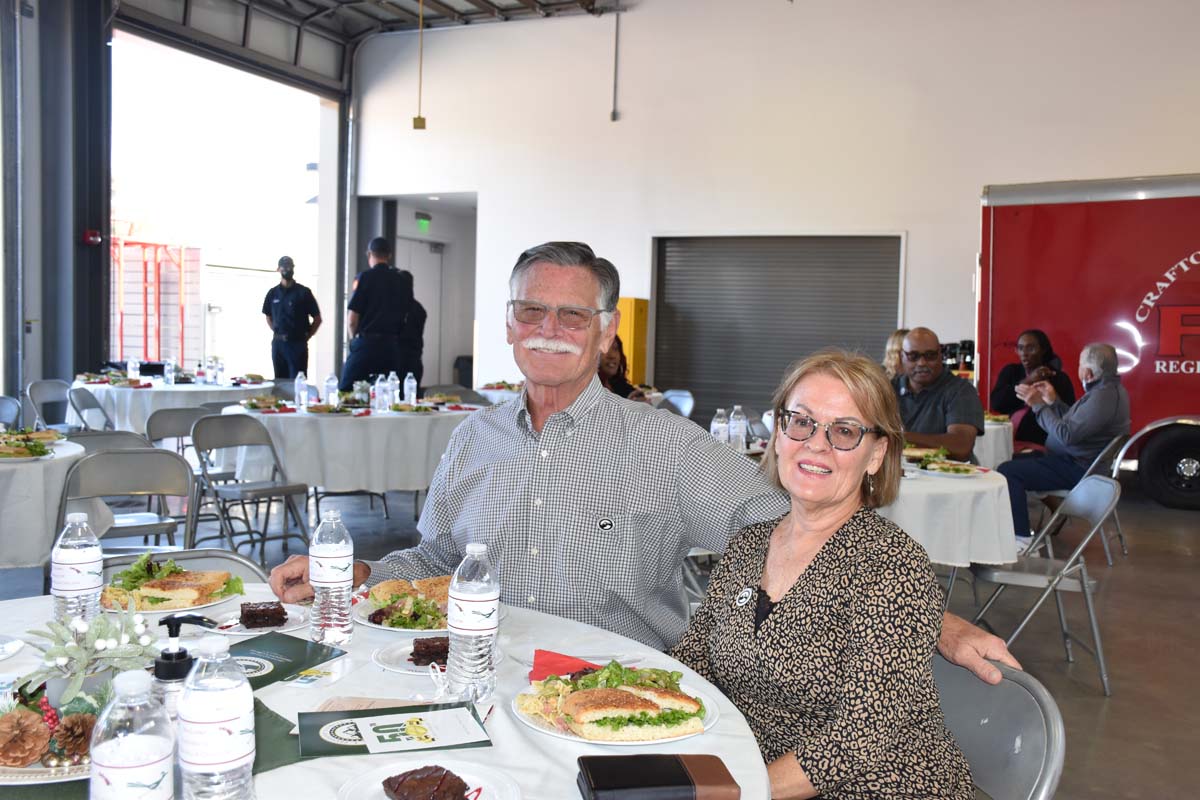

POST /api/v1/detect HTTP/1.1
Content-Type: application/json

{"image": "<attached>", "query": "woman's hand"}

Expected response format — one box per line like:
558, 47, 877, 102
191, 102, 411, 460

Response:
767, 754, 818, 799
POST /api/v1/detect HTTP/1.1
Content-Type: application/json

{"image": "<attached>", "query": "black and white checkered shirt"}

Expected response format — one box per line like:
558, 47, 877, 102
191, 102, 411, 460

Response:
364, 376, 787, 649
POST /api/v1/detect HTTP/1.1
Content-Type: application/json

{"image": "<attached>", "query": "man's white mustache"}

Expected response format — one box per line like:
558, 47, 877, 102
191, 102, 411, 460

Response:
522, 337, 583, 355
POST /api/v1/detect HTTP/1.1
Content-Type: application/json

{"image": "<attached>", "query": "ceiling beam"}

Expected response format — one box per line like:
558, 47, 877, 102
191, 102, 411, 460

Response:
511, 0, 550, 17
420, 0, 468, 23
461, 0, 508, 19
362, 0, 421, 24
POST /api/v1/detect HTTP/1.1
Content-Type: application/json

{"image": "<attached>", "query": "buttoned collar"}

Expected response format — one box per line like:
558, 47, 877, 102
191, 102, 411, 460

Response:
513, 375, 607, 436
896, 368, 951, 397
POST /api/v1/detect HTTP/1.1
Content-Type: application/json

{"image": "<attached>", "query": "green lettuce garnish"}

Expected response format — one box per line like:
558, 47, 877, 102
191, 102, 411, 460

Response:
380, 594, 445, 629
113, 553, 185, 591
545, 661, 684, 693
591, 702, 706, 731
215, 576, 244, 598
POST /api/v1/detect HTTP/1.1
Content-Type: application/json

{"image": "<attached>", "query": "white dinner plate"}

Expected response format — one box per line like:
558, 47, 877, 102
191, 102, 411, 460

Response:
102, 592, 240, 617
922, 462, 991, 479
508, 651, 642, 668
336, 757, 521, 800
511, 684, 719, 746
0, 762, 89, 785
0, 452, 54, 464
352, 600, 448, 634
372, 640, 506, 675
211, 604, 307, 635
439, 404, 484, 413
0, 635, 25, 661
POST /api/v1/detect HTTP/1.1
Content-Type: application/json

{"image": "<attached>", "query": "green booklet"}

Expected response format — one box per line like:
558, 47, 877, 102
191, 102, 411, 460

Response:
229, 631, 346, 690
298, 702, 491, 758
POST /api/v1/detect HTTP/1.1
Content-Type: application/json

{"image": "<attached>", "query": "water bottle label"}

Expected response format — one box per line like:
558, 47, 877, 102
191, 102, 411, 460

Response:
447, 590, 500, 635
310, 550, 354, 587
178, 690, 255, 773
50, 546, 103, 596
91, 736, 174, 800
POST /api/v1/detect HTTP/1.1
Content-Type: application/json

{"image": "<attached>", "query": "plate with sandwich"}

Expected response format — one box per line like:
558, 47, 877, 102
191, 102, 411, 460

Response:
512, 661, 717, 745
354, 577, 451, 633
100, 553, 245, 614
922, 461, 990, 478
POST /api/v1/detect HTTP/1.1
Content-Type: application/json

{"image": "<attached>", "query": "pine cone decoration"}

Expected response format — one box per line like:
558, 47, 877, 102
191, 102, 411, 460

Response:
54, 713, 96, 758
0, 708, 52, 767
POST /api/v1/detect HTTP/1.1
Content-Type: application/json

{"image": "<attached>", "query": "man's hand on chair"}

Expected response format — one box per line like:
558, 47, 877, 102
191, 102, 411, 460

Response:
940, 612, 1023, 685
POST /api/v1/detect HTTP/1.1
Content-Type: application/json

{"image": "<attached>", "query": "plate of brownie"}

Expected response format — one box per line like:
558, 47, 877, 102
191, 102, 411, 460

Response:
371, 637, 506, 676
212, 601, 307, 635
336, 759, 521, 800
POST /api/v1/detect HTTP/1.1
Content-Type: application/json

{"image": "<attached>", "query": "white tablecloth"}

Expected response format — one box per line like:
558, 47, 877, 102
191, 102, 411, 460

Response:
879, 470, 1017, 567
67, 381, 275, 434
477, 388, 520, 406
0, 586, 769, 798
976, 421, 1014, 469
0, 442, 89, 568
224, 408, 471, 493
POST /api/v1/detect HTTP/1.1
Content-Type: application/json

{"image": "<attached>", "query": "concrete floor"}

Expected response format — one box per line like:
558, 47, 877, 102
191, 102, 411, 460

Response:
3, 479, 1195, 798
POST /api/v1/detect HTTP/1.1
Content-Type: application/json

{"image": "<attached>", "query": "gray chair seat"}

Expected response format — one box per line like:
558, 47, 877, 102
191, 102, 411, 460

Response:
108, 513, 178, 540
214, 480, 307, 501
974, 558, 1097, 592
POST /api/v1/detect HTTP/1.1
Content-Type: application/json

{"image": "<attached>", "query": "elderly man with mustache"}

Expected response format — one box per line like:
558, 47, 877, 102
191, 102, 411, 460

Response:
269, 242, 1017, 682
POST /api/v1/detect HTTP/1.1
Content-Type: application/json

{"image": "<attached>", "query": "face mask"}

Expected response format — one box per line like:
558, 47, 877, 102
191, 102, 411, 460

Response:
280, 268, 295, 280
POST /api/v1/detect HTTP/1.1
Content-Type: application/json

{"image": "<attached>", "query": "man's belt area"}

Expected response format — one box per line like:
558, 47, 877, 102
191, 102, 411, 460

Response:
355, 332, 398, 340
273, 333, 306, 342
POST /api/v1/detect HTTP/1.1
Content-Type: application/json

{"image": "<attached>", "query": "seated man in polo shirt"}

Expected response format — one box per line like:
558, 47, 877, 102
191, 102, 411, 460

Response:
998, 342, 1130, 542
893, 327, 984, 462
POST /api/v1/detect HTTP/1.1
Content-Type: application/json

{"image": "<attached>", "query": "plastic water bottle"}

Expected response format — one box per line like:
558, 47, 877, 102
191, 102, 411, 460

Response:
90, 670, 175, 800
728, 405, 748, 451
403, 372, 417, 405
710, 408, 729, 444
374, 375, 389, 412
387, 370, 400, 407
127, 357, 141, 382
215, 360, 225, 386
294, 371, 308, 409
324, 375, 339, 408
309, 509, 354, 645
445, 543, 500, 703
178, 637, 255, 800
164, 357, 176, 386
51, 512, 102, 623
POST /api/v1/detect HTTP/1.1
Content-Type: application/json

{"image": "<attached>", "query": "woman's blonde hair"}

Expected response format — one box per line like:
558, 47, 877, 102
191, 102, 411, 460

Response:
882, 328, 910, 380
763, 349, 904, 508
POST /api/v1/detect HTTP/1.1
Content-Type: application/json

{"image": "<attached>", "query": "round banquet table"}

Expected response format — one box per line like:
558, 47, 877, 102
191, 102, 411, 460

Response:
976, 421, 1014, 469
67, 381, 275, 434
878, 469, 1018, 568
224, 407, 472, 493
0, 584, 770, 798
477, 388, 521, 406
0, 441, 113, 568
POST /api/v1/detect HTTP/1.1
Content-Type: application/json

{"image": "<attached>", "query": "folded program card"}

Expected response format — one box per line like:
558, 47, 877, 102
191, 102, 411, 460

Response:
298, 702, 490, 758
577, 754, 740, 800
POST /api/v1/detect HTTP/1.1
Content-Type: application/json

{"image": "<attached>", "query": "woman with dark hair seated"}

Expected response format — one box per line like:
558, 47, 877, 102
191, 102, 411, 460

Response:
672, 351, 972, 799
598, 335, 638, 399
989, 329, 1076, 445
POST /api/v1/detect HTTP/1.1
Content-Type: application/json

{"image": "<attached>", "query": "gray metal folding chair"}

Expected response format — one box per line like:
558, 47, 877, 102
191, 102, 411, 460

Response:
102, 548, 268, 584
68, 386, 115, 432
191, 414, 309, 562
0, 395, 21, 430
1034, 434, 1129, 565
26, 379, 81, 434
934, 655, 1065, 800
145, 407, 230, 528
67, 430, 153, 453
199, 401, 239, 414
973, 475, 1121, 695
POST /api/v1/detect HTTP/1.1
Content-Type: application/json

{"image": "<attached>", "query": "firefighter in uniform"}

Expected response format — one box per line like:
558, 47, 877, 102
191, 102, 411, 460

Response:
340, 237, 408, 390
262, 255, 322, 379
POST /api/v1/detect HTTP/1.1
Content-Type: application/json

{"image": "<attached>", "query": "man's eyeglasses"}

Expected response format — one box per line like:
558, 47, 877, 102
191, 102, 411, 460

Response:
508, 300, 606, 330
776, 409, 881, 451
903, 349, 941, 363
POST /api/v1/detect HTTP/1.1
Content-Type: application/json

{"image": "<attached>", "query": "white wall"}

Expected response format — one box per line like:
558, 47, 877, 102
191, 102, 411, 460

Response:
355, 0, 1200, 384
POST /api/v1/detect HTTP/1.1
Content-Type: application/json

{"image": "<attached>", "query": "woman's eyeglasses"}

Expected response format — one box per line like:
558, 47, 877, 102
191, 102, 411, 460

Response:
776, 409, 881, 451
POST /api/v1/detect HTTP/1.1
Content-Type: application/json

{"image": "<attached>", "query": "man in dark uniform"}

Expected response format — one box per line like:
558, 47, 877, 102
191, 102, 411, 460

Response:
396, 269, 427, 390
262, 256, 322, 379
340, 237, 408, 390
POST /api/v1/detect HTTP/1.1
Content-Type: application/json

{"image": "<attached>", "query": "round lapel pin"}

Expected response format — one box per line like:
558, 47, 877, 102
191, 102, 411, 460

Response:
598, 518, 613, 531
735, 587, 753, 607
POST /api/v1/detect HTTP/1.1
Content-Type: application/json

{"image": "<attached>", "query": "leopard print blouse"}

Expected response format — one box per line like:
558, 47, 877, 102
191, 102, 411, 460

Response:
671, 508, 973, 799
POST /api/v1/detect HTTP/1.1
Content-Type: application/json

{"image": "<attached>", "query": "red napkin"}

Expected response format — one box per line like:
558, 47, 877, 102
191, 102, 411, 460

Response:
353, 409, 371, 417
131, 382, 152, 389
529, 649, 601, 682
276, 406, 296, 414
259, 408, 279, 414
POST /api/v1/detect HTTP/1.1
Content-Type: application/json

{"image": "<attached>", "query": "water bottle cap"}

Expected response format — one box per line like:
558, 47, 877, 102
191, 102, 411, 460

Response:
113, 669, 153, 696
465, 542, 487, 555
66, 512, 88, 525
193, 636, 230, 657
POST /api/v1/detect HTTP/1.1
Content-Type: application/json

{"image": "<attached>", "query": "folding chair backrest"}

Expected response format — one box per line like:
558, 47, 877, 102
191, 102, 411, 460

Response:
146, 407, 210, 444
1055, 475, 1121, 531
199, 401, 238, 414
1082, 435, 1129, 479
933, 655, 1064, 800
26, 379, 71, 428
68, 387, 114, 431
0, 395, 21, 429
192, 413, 274, 452
64, 449, 193, 503
67, 430, 152, 455
662, 389, 695, 418
102, 548, 268, 583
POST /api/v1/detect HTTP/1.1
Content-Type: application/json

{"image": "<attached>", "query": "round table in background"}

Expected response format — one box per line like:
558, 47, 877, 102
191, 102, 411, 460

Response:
0, 442, 87, 568
68, 381, 275, 434
477, 388, 521, 406
879, 468, 1018, 568
225, 407, 473, 493
0, 585, 770, 798
976, 421, 1014, 469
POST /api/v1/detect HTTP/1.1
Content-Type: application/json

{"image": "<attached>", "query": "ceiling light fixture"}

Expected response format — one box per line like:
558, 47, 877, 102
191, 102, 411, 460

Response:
413, 0, 427, 130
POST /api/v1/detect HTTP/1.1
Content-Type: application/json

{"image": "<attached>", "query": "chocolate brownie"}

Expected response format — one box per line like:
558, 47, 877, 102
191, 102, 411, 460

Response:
409, 636, 449, 667
382, 765, 468, 800
240, 601, 287, 629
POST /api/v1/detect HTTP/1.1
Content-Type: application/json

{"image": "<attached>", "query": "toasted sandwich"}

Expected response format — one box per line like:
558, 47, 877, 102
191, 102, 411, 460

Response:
135, 570, 232, 610
369, 579, 416, 605
412, 575, 452, 608
561, 687, 705, 742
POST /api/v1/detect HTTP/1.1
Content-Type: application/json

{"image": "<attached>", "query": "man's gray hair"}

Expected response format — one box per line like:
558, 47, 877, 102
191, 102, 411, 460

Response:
1081, 342, 1119, 378
508, 242, 620, 324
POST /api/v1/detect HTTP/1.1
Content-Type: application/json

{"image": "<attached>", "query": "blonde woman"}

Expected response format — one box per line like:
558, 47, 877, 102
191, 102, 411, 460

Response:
882, 327, 909, 379
672, 351, 971, 799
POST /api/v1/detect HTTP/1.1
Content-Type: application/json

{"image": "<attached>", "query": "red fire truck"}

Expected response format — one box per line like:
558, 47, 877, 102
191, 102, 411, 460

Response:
977, 174, 1200, 510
